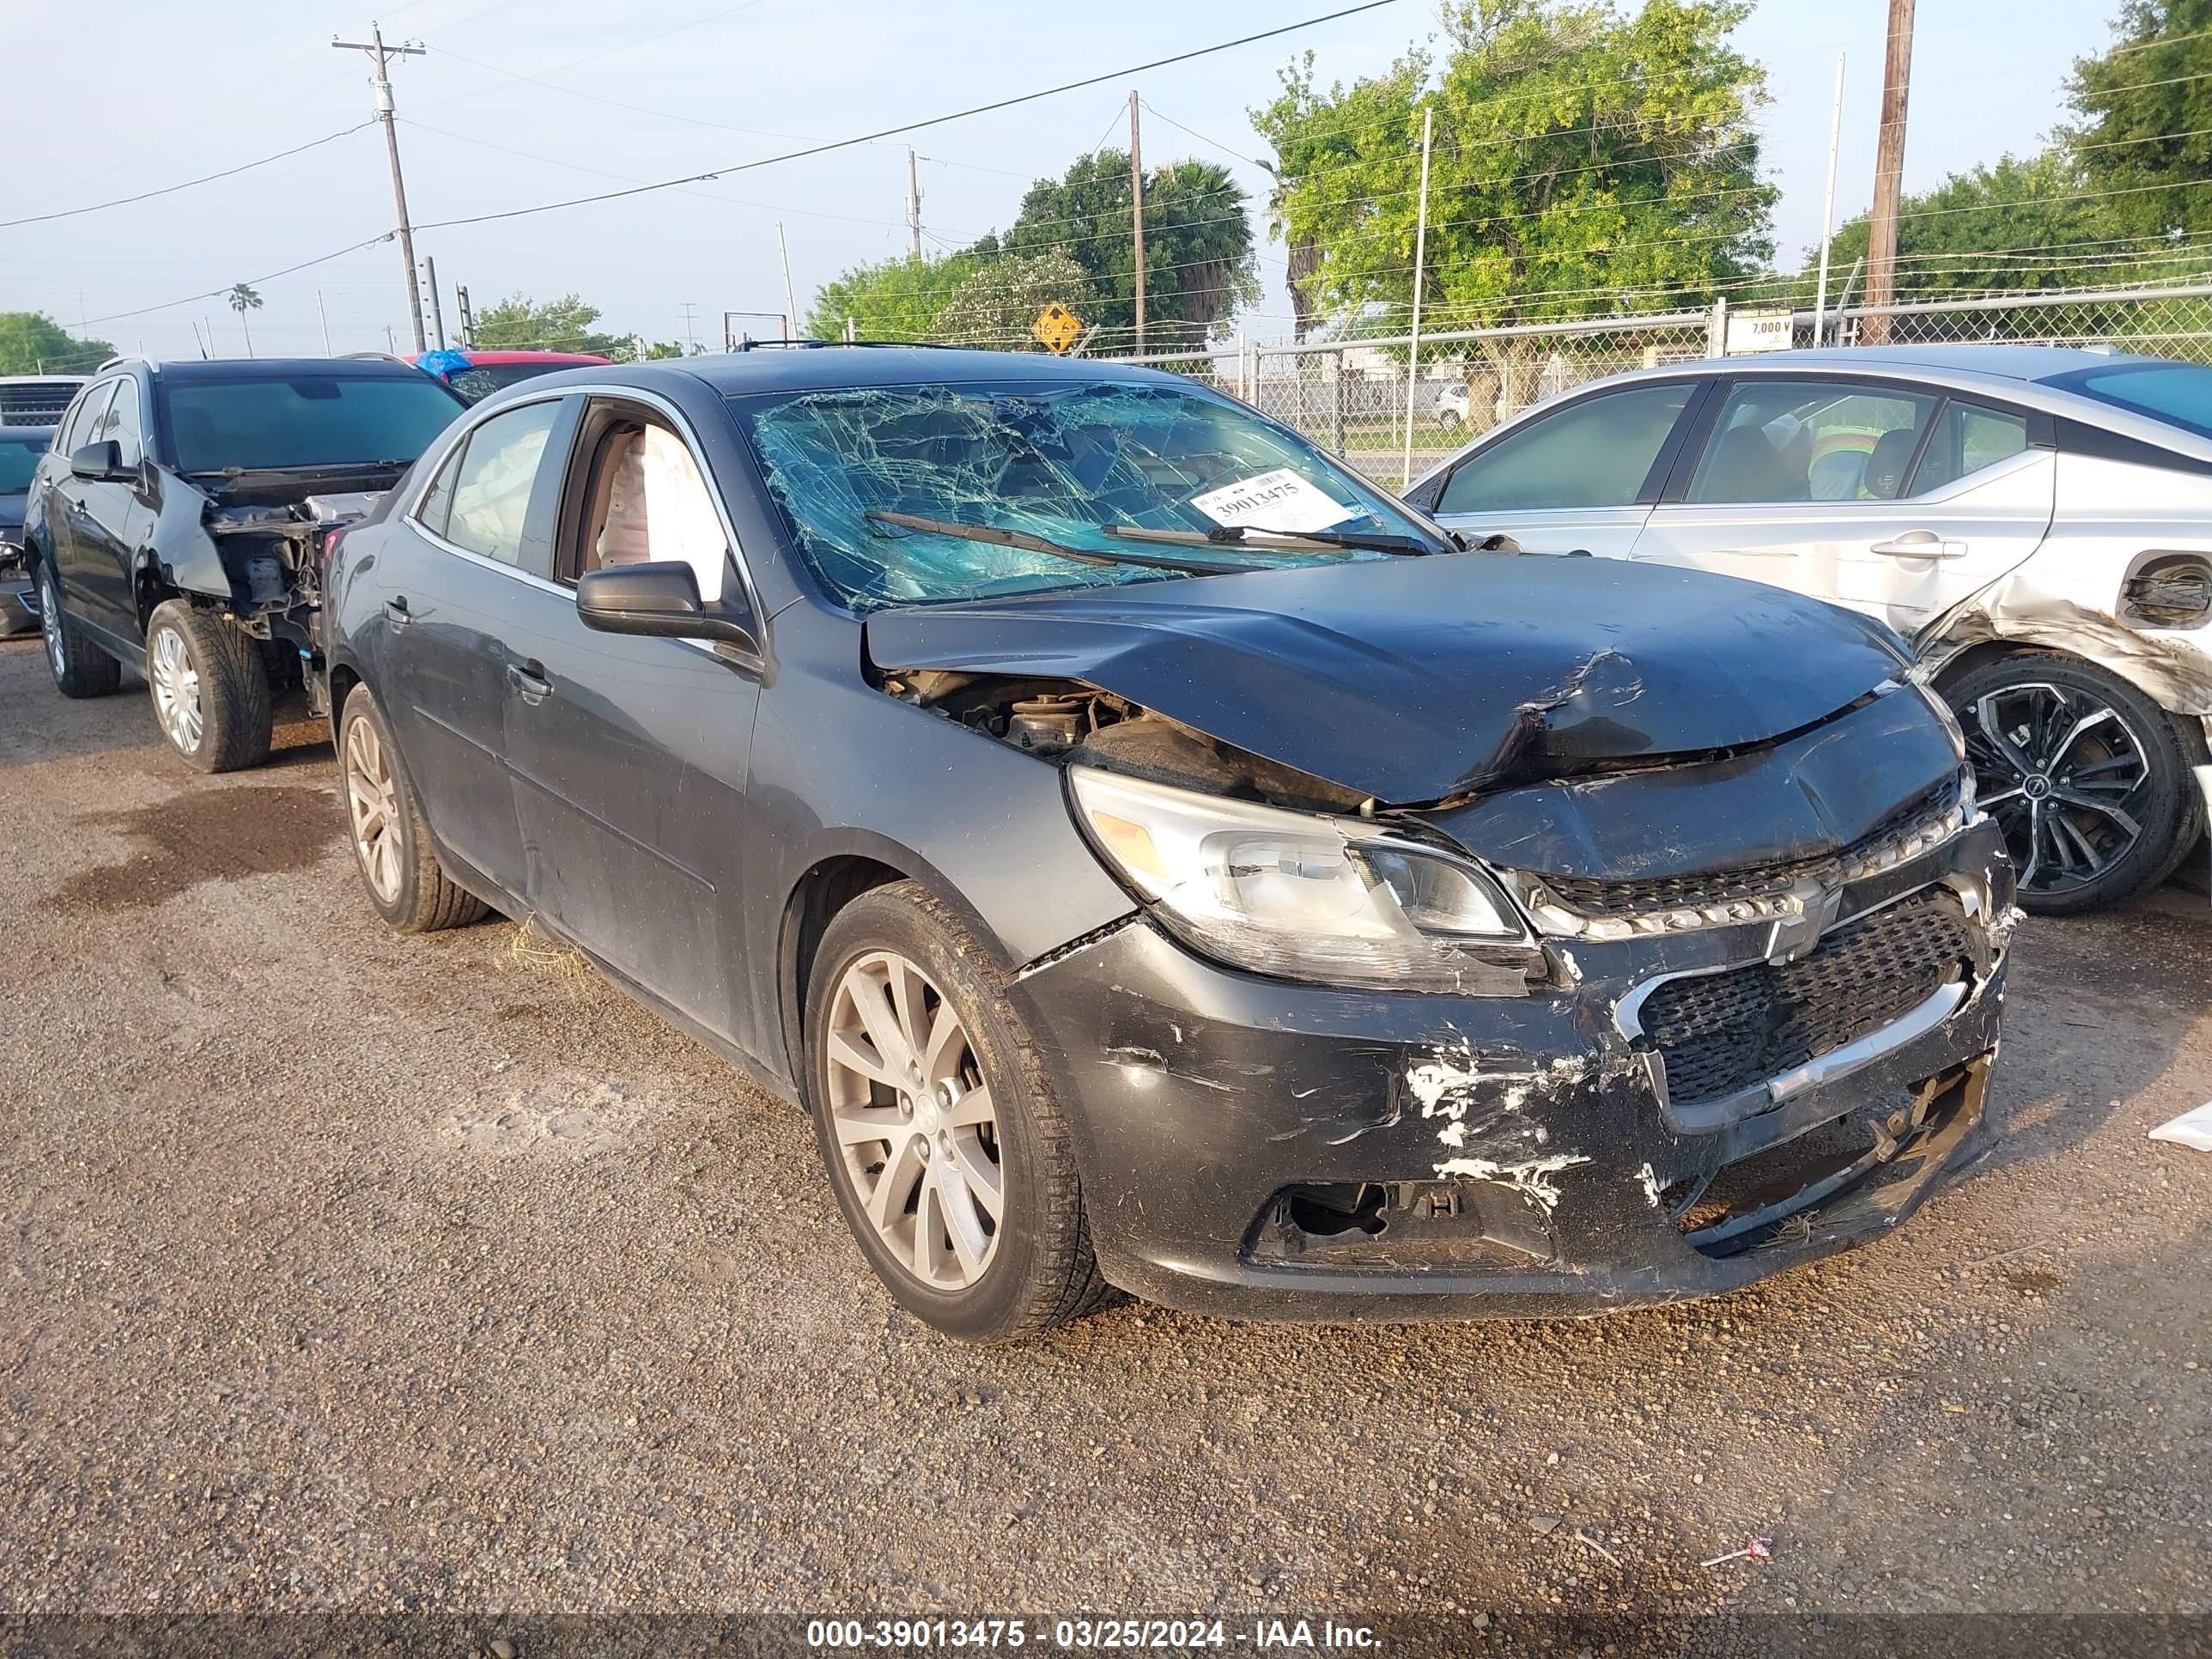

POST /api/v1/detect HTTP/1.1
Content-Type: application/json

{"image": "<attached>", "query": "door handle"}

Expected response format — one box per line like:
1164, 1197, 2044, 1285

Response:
383, 596, 411, 629
506, 659, 554, 704
1869, 530, 1966, 559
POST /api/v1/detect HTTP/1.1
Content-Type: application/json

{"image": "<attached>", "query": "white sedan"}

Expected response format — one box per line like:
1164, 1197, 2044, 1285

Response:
1407, 345, 2212, 914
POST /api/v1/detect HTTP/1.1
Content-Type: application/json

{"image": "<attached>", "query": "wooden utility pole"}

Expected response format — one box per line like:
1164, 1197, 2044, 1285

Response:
1862, 0, 1915, 344
1128, 91, 1147, 353
333, 24, 428, 352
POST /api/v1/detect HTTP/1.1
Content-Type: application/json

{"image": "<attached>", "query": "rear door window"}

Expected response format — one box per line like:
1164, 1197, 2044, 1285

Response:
440, 400, 563, 566
1686, 380, 1937, 504
1436, 383, 1695, 514
1911, 402, 2032, 494
62, 382, 116, 457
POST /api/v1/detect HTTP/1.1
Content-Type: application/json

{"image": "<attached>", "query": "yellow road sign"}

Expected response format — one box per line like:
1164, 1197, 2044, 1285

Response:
1031, 301, 1083, 355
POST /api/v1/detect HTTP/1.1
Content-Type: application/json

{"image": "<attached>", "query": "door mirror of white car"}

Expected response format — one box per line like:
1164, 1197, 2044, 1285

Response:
575, 559, 758, 651
1869, 530, 1966, 559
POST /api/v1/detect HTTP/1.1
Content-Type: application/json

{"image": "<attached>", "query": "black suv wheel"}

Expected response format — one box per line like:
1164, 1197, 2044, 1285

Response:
36, 563, 122, 699
143, 599, 272, 773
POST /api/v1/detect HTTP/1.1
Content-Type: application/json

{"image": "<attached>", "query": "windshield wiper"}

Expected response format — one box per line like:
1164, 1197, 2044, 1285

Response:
865, 511, 1269, 576
1102, 523, 1433, 556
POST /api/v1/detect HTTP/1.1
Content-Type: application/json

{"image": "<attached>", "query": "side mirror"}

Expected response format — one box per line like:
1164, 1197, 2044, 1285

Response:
575, 560, 757, 652
70, 440, 128, 483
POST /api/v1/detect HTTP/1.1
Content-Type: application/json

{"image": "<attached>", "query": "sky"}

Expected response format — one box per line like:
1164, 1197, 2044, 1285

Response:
1, 0, 2127, 363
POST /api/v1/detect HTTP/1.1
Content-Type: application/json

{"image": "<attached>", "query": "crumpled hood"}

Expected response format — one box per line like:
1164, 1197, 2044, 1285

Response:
864, 552, 1912, 804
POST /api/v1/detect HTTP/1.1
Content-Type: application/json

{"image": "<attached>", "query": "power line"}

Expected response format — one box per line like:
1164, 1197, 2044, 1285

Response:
398, 118, 918, 233
1140, 100, 1266, 170
0, 122, 374, 230
409, 1, 1401, 233
76, 234, 395, 328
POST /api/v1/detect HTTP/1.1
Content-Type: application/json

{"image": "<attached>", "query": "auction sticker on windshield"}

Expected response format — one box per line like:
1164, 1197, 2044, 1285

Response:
1189, 468, 1356, 534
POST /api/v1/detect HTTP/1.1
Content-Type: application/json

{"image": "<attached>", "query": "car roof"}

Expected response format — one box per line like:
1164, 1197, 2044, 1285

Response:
1, 424, 56, 439
145, 356, 437, 383
1408, 342, 2212, 493
447, 349, 612, 367
1709, 343, 2137, 383
669, 344, 1188, 396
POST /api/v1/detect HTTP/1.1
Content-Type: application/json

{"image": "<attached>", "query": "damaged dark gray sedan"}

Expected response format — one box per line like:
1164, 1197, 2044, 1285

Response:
322, 348, 2015, 1342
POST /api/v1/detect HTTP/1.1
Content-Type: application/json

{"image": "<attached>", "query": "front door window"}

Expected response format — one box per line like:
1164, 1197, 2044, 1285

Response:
1437, 382, 1696, 515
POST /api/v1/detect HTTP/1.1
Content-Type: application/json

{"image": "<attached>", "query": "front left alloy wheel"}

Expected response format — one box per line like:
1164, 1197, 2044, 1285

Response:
805, 881, 1109, 1343
144, 599, 271, 773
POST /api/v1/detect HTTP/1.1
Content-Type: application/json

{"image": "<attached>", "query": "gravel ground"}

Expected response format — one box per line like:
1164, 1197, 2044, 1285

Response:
1, 634, 2208, 1652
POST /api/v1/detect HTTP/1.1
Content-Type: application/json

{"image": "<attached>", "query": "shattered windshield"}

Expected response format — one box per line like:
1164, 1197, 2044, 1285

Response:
738, 378, 1442, 611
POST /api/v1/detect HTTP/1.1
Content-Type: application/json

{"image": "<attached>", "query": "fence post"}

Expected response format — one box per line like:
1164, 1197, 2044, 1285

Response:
1332, 349, 1346, 458
1707, 297, 1729, 358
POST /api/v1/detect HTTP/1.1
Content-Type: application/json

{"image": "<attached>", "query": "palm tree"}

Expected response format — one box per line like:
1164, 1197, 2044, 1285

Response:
227, 283, 264, 357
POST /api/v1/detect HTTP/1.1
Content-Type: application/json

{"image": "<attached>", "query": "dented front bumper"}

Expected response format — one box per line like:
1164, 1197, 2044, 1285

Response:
1012, 817, 2014, 1322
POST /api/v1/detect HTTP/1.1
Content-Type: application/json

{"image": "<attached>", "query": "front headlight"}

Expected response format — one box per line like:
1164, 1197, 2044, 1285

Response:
1067, 765, 1528, 992
1907, 676, 1968, 763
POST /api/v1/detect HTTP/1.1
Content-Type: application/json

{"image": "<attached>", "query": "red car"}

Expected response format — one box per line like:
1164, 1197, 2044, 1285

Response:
410, 348, 612, 404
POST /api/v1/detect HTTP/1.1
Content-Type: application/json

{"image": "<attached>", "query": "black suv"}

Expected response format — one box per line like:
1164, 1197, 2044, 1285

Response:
24, 358, 464, 769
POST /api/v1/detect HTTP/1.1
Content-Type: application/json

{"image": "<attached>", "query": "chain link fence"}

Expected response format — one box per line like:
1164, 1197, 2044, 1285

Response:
1108, 283, 2212, 484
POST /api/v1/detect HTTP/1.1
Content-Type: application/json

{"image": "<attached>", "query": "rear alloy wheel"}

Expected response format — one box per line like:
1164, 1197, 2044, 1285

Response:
37, 564, 122, 699
143, 599, 271, 773
337, 686, 488, 933
1947, 652, 2203, 914
805, 881, 1109, 1343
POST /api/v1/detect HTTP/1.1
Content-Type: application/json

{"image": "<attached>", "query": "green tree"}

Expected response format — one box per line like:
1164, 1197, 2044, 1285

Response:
802, 249, 989, 342
1001, 150, 1257, 348
227, 283, 264, 357
1254, 1, 1773, 395
2069, 0, 2212, 240
932, 250, 1094, 349
1807, 152, 2129, 301
473, 292, 632, 356
0, 312, 116, 375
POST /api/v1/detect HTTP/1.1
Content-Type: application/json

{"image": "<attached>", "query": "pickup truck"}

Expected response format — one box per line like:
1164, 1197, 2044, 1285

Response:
22, 356, 465, 769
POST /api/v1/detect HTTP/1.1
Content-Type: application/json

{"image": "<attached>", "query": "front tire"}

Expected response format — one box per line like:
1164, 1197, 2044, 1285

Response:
145, 599, 271, 773
37, 563, 122, 699
1945, 650, 2205, 914
804, 882, 1109, 1344
337, 685, 488, 933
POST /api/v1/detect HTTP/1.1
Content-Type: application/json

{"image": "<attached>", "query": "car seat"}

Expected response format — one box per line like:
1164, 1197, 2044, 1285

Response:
1861, 427, 1920, 500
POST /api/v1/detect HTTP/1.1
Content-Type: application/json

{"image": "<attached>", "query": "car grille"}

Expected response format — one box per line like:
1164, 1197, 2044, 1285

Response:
1537, 786, 1959, 919
0, 388, 77, 425
1634, 890, 1977, 1107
